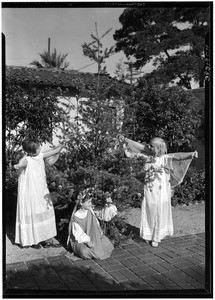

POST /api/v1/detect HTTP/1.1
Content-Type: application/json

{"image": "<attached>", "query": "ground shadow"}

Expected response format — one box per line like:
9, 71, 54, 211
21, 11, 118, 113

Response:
6, 219, 16, 245
5, 257, 124, 294
5, 254, 207, 296
4, 256, 169, 295
123, 222, 140, 238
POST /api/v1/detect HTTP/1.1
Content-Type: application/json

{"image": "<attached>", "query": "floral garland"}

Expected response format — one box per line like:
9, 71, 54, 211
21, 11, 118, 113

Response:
77, 187, 95, 204
144, 157, 171, 192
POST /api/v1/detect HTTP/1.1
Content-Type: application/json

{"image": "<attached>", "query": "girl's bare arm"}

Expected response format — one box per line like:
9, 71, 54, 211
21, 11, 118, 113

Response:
14, 157, 28, 169
172, 151, 198, 161
42, 144, 64, 159
124, 148, 149, 160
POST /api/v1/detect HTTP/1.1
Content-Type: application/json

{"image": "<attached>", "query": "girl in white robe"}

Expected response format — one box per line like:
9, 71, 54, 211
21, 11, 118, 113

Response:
122, 136, 198, 247
14, 139, 65, 248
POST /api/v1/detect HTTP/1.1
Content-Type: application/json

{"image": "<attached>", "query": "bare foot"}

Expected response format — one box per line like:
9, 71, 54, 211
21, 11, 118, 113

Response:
151, 241, 158, 247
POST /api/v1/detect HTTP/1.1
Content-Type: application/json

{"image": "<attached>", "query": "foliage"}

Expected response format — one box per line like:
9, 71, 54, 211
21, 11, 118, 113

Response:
5, 83, 67, 167
45, 145, 146, 210
30, 48, 70, 70
102, 215, 129, 247
171, 167, 205, 206
44, 144, 147, 246
115, 59, 143, 84
122, 79, 203, 152
114, 6, 209, 89
114, 58, 128, 81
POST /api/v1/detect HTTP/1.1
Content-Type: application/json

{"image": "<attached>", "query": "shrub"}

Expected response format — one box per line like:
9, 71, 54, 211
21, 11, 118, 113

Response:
5, 84, 66, 166
123, 79, 203, 152
171, 167, 205, 206
46, 155, 145, 211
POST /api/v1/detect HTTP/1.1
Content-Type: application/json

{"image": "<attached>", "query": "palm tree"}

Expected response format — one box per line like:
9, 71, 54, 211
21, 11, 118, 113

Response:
30, 48, 70, 70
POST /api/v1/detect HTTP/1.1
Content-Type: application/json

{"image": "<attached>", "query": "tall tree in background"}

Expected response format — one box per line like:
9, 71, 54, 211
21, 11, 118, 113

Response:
30, 48, 70, 70
114, 6, 210, 89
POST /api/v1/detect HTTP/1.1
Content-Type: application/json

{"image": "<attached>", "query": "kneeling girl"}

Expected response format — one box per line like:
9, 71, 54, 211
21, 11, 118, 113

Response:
67, 188, 114, 260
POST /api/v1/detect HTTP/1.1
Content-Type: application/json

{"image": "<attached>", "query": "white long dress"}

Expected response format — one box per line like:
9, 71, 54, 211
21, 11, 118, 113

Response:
123, 137, 194, 243
15, 152, 57, 246
140, 155, 173, 242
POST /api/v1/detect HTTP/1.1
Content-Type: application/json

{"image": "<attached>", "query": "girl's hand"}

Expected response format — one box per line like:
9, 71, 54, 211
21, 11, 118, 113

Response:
60, 142, 67, 148
192, 151, 198, 158
14, 164, 19, 170
117, 134, 125, 143
59, 138, 70, 148
86, 241, 94, 248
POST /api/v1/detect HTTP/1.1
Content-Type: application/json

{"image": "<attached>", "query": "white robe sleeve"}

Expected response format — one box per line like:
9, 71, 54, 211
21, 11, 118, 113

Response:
72, 222, 91, 244
123, 145, 149, 159
123, 138, 150, 160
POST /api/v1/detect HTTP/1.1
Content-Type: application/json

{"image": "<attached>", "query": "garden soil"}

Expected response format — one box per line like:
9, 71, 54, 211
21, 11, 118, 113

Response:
6, 202, 205, 264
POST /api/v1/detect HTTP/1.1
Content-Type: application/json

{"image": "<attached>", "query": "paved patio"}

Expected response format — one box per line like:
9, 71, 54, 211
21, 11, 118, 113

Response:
4, 233, 207, 296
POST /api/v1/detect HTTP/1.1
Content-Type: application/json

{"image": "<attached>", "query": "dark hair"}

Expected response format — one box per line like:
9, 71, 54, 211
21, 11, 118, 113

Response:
22, 139, 40, 154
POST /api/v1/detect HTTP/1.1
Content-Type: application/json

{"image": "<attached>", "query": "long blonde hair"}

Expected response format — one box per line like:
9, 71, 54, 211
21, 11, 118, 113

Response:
150, 137, 167, 156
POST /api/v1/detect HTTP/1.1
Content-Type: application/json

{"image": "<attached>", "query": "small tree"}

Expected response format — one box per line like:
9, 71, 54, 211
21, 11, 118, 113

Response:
45, 24, 133, 213
80, 23, 126, 162
82, 23, 114, 76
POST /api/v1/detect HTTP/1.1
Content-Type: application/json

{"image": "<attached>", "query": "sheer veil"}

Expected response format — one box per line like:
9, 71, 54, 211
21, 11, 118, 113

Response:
123, 137, 193, 188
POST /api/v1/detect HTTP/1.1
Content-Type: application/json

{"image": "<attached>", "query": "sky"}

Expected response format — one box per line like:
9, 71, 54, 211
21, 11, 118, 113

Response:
2, 4, 203, 83
2, 6, 155, 76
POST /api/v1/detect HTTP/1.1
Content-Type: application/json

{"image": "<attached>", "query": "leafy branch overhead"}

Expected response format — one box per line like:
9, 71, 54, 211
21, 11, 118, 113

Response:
114, 6, 209, 89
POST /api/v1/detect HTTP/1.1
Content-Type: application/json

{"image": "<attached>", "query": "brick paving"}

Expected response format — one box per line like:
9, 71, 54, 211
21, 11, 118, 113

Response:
4, 233, 208, 295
